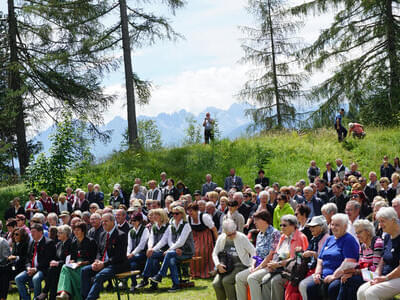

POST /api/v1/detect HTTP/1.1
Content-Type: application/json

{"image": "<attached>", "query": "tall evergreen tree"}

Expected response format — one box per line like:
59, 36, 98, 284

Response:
291, 0, 400, 126
239, 0, 305, 131
114, 0, 184, 148
5, 0, 117, 174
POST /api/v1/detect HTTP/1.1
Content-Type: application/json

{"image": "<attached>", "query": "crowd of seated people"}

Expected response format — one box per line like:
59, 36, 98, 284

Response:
1, 157, 400, 300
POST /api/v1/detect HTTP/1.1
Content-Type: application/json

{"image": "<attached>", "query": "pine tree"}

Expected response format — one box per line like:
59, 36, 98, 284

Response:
239, 0, 306, 131
291, 0, 400, 126
5, 0, 117, 174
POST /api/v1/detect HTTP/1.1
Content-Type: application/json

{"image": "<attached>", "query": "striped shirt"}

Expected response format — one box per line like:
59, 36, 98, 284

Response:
359, 237, 384, 271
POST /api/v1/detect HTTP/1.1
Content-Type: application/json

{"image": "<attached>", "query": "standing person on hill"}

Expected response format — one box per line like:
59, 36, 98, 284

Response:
307, 161, 321, 183
323, 162, 336, 187
380, 156, 395, 180
224, 168, 243, 192
202, 174, 218, 196
203, 112, 215, 144
334, 108, 347, 142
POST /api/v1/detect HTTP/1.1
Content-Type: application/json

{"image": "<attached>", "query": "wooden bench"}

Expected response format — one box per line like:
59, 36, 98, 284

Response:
177, 256, 202, 288
112, 270, 141, 300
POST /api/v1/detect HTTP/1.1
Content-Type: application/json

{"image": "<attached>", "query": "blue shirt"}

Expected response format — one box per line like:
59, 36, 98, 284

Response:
306, 200, 315, 218
319, 233, 359, 277
382, 234, 400, 275
335, 113, 342, 126
256, 225, 281, 259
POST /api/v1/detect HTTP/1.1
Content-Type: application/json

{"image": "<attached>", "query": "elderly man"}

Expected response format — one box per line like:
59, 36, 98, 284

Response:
345, 162, 362, 178
15, 223, 56, 300
81, 213, 129, 300
329, 183, 349, 213
321, 202, 338, 227
88, 213, 104, 245
146, 180, 162, 201
116, 209, 131, 235
392, 197, 400, 219
73, 191, 89, 212
345, 200, 361, 238
206, 202, 224, 233
315, 178, 333, 204
303, 187, 323, 218
224, 168, 243, 192
158, 172, 168, 189
335, 158, 348, 180
365, 171, 380, 203
202, 174, 218, 196
130, 184, 146, 201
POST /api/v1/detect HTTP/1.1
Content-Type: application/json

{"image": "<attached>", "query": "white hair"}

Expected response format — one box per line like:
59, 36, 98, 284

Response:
259, 191, 269, 199
321, 203, 338, 215
206, 202, 215, 208
303, 186, 313, 193
58, 224, 72, 237
392, 197, 400, 206
32, 213, 45, 224
331, 213, 349, 229
376, 207, 398, 222
47, 212, 58, 222
233, 192, 243, 199
354, 219, 375, 237
222, 219, 237, 234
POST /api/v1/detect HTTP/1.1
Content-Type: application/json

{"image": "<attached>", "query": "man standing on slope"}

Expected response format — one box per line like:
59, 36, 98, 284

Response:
203, 112, 215, 144
334, 108, 347, 142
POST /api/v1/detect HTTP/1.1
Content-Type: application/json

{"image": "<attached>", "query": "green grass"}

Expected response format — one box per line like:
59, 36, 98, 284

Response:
6, 278, 215, 300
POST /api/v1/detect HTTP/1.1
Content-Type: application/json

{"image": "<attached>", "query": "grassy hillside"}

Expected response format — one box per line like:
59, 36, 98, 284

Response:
1, 126, 400, 210
74, 126, 400, 195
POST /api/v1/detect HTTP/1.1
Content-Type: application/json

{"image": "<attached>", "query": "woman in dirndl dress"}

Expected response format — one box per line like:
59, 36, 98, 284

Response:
57, 221, 97, 300
187, 203, 218, 278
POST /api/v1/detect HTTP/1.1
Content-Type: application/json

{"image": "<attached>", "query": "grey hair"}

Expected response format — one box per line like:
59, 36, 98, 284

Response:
206, 202, 215, 208
354, 219, 375, 237
90, 203, 100, 210
321, 203, 338, 215
374, 201, 388, 210
198, 200, 206, 205
331, 213, 349, 229
90, 213, 101, 219
103, 212, 115, 222
376, 207, 398, 222
303, 186, 313, 193
347, 200, 361, 210
392, 197, 400, 206
281, 214, 298, 228
32, 213, 46, 224
58, 224, 72, 237
47, 212, 58, 222
233, 192, 243, 199
222, 219, 237, 234
259, 191, 269, 199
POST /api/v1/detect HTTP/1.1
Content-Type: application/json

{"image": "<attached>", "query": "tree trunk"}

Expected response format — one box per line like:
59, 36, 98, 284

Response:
385, 0, 399, 110
8, 0, 29, 174
119, 0, 140, 148
267, 0, 281, 127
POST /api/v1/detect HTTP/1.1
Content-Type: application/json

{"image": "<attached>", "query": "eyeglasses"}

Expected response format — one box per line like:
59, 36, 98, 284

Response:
90, 207, 96, 209
172, 212, 180, 215
355, 230, 365, 235
280, 224, 288, 227
226, 232, 236, 237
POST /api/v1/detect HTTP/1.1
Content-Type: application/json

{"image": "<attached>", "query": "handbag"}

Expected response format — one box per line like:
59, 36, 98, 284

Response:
217, 250, 234, 276
281, 252, 310, 286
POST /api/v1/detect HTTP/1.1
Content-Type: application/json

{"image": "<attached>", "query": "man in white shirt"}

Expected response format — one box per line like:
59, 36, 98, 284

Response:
345, 200, 361, 240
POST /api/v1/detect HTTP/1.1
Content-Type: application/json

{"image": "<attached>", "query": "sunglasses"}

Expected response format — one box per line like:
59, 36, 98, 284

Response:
14, 233, 19, 237
280, 224, 288, 227
90, 207, 97, 209
172, 212, 180, 215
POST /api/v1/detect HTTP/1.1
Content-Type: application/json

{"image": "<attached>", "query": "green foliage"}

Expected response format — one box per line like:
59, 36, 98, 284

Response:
291, 0, 400, 127
24, 117, 93, 195
0, 184, 28, 219
239, 0, 306, 131
184, 116, 202, 145
138, 120, 163, 151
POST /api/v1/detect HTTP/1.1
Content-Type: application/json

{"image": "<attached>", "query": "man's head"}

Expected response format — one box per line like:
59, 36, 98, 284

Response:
40, 191, 48, 199
133, 184, 140, 193
325, 162, 332, 170
345, 200, 361, 222
206, 112, 210, 118
229, 168, 236, 176
148, 180, 156, 190
87, 183, 94, 192
233, 192, 243, 205
115, 209, 126, 225
350, 162, 358, 172
303, 187, 314, 201
30, 223, 44, 242
339, 108, 345, 115
369, 172, 377, 183
102, 213, 115, 232
160, 172, 167, 181
315, 178, 326, 191
258, 170, 265, 178
79, 191, 85, 200
321, 203, 337, 224
205, 202, 216, 215
205, 174, 212, 182
90, 213, 102, 229
392, 197, 400, 218
310, 160, 316, 167
332, 184, 343, 197
336, 158, 343, 167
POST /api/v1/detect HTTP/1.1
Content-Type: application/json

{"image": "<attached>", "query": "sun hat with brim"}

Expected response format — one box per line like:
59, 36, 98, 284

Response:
306, 215, 327, 227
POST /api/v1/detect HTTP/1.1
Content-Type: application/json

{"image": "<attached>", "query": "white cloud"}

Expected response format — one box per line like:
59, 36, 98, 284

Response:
103, 64, 251, 122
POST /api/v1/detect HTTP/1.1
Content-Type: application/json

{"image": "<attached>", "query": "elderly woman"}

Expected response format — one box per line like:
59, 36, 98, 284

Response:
235, 210, 280, 300
136, 208, 170, 289
273, 194, 294, 229
39, 225, 73, 300
149, 205, 194, 292
188, 202, 218, 278
378, 177, 395, 205
212, 219, 256, 300
306, 213, 359, 300
0, 235, 11, 300
357, 207, 400, 300
334, 219, 383, 299
299, 215, 330, 300
321, 203, 338, 227
218, 196, 229, 214
57, 222, 97, 300
260, 214, 309, 300
126, 212, 149, 292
